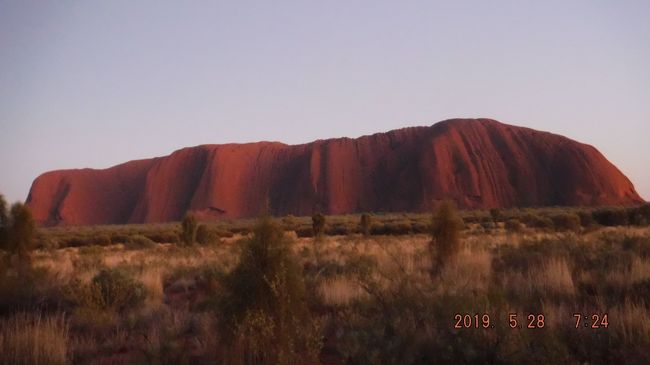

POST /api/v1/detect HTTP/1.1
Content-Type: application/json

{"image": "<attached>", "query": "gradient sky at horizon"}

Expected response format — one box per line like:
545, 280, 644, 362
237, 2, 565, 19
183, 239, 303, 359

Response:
1, 0, 649, 203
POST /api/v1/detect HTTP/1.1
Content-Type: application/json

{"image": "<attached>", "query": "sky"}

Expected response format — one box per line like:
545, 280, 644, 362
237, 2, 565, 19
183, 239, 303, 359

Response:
0, 0, 648, 203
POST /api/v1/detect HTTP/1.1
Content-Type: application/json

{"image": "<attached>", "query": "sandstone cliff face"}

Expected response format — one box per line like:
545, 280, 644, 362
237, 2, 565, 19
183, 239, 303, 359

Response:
26, 119, 643, 225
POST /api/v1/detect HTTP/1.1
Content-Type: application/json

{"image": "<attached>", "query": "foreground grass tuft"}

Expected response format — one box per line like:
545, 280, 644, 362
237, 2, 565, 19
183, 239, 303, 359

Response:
0, 312, 69, 365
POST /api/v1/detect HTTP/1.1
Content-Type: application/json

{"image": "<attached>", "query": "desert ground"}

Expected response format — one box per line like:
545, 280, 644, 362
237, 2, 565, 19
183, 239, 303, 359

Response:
1, 207, 650, 364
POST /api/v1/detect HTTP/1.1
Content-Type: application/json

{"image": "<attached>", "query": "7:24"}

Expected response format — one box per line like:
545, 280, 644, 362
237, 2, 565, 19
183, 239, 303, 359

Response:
574, 313, 608, 329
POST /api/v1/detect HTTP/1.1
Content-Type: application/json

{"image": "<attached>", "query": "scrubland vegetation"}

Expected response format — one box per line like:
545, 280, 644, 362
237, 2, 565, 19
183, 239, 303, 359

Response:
1, 194, 650, 364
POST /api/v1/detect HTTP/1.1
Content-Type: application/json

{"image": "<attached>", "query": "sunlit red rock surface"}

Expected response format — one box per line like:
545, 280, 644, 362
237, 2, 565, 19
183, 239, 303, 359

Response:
26, 119, 643, 226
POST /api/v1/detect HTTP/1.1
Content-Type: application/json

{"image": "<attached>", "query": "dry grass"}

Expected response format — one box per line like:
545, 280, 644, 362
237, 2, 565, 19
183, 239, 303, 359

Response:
9, 224, 650, 364
630, 257, 650, 283
138, 265, 166, 304
318, 277, 367, 306
0, 312, 69, 365
533, 257, 575, 296
610, 300, 650, 344
439, 248, 492, 294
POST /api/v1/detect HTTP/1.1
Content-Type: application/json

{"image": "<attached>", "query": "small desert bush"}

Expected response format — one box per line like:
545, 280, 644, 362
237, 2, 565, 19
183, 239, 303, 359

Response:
0, 265, 55, 315
326, 224, 350, 236
92, 268, 147, 312
593, 208, 628, 226
411, 222, 428, 234
638, 203, 650, 224
1, 203, 36, 260
552, 213, 582, 232
578, 210, 596, 228
384, 220, 413, 235
196, 224, 221, 245
480, 220, 496, 232
505, 218, 523, 232
0, 312, 69, 365
281, 215, 298, 231
295, 227, 313, 238
359, 214, 372, 236
65, 267, 146, 313
489, 208, 502, 222
180, 213, 198, 245
144, 230, 179, 244
521, 213, 554, 230
312, 212, 326, 237
430, 201, 463, 269
218, 216, 321, 364
125, 234, 155, 249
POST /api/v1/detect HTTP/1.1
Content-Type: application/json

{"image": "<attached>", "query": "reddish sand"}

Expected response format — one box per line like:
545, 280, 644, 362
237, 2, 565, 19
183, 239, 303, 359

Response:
26, 119, 643, 226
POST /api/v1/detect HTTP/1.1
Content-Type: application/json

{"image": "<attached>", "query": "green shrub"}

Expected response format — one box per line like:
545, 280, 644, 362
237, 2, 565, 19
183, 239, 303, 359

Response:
92, 268, 146, 312
552, 213, 581, 232
430, 201, 463, 269
180, 213, 197, 245
359, 213, 372, 236
505, 219, 523, 232
312, 212, 326, 237
592, 208, 628, 226
66, 268, 146, 313
196, 224, 221, 245
219, 216, 321, 362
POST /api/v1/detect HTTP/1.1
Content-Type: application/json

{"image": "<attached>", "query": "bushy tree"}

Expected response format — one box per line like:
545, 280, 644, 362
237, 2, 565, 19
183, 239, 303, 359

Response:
219, 216, 321, 363
312, 212, 326, 237
430, 201, 464, 270
2, 203, 36, 260
359, 213, 372, 236
180, 213, 197, 245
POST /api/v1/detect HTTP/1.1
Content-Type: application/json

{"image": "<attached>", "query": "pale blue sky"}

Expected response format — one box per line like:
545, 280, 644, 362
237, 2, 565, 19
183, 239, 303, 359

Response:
1, 0, 648, 203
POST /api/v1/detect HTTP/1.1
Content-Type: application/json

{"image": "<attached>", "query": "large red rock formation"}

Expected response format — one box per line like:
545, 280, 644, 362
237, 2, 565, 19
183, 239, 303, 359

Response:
26, 119, 643, 225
